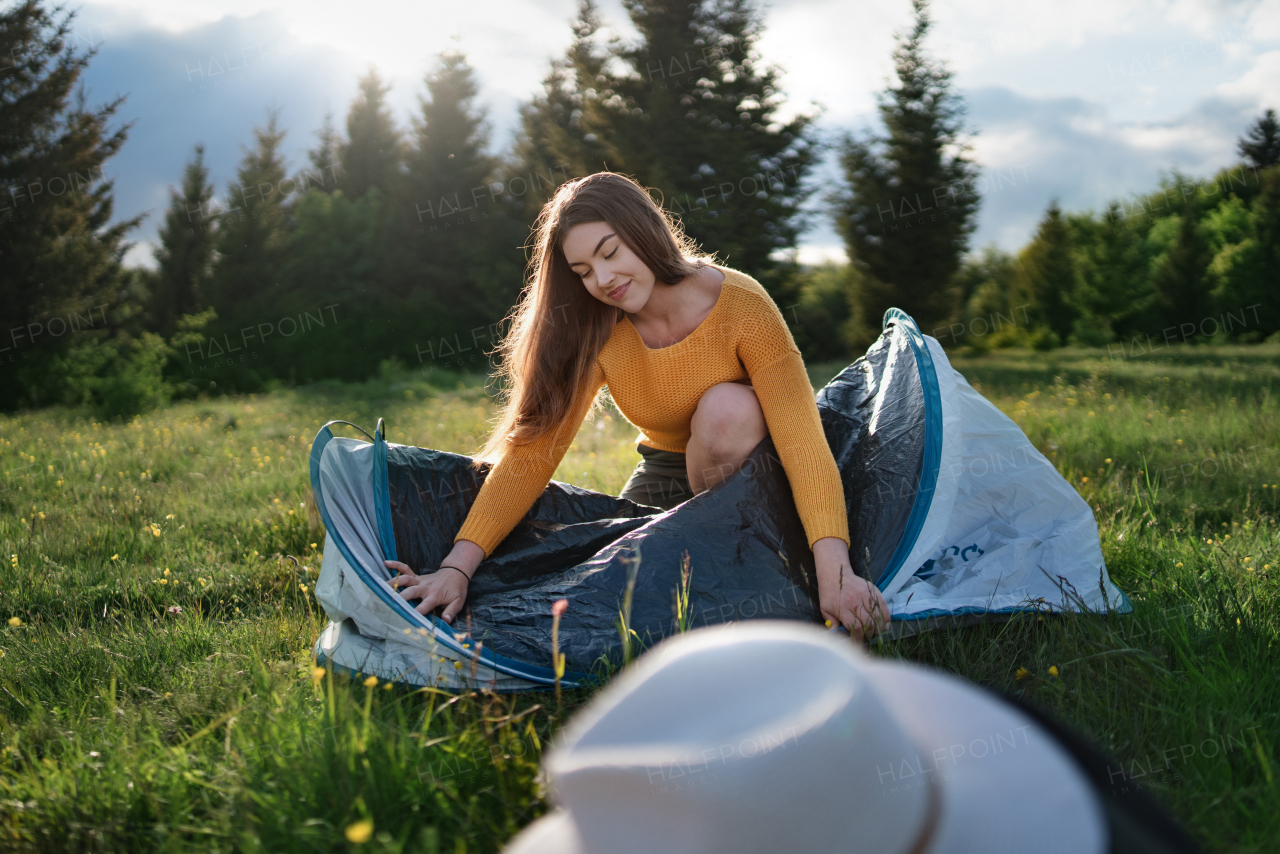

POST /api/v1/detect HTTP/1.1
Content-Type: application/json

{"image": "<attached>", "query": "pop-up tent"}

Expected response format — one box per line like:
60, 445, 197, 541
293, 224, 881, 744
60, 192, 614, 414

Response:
309, 310, 1131, 691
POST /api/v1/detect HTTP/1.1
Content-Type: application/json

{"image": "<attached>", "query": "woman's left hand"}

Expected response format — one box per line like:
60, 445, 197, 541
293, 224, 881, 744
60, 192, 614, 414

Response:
812, 537, 890, 641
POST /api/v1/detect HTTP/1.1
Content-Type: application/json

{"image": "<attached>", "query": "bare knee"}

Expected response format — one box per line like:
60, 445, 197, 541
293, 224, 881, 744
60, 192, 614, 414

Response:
691, 382, 766, 461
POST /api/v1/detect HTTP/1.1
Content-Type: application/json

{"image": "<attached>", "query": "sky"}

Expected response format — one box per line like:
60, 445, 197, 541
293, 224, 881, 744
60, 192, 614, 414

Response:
61, 0, 1280, 269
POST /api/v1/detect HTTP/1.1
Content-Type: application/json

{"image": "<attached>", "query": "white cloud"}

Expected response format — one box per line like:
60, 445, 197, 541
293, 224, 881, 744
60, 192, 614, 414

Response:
1215, 49, 1280, 109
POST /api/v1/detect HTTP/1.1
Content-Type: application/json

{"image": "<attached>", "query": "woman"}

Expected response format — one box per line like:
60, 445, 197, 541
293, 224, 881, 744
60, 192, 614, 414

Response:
385, 172, 890, 640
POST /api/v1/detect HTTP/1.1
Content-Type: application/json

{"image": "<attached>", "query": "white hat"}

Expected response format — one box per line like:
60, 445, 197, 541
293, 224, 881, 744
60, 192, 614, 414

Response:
504, 621, 1107, 854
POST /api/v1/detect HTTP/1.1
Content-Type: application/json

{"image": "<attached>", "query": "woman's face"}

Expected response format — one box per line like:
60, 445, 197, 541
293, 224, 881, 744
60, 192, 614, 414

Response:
562, 221, 654, 313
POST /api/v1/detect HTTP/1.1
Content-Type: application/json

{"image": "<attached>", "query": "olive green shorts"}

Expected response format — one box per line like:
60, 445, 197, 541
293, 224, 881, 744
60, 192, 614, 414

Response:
618, 444, 693, 510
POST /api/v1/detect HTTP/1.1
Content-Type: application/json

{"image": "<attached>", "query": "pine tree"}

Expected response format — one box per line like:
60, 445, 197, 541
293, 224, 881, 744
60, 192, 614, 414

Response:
830, 0, 980, 345
1238, 109, 1280, 171
953, 245, 1019, 347
554, 0, 820, 287
404, 51, 496, 230
151, 144, 216, 336
338, 68, 403, 201
1208, 167, 1280, 339
507, 0, 612, 221
1150, 201, 1214, 336
207, 108, 290, 313
1012, 201, 1078, 345
395, 50, 525, 332
1069, 202, 1153, 343
0, 0, 141, 408
304, 110, 342, 193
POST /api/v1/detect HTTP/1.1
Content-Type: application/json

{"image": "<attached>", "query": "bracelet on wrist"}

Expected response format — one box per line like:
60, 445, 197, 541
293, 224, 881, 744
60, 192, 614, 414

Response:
439, 564, 470, 582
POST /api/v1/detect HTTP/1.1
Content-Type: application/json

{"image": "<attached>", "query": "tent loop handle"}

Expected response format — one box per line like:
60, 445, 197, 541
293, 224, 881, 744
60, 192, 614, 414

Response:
319, 420, 376, 443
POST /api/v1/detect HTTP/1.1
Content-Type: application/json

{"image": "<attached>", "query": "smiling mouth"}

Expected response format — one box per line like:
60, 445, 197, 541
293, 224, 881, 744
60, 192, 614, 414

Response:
607, 280, 631, 300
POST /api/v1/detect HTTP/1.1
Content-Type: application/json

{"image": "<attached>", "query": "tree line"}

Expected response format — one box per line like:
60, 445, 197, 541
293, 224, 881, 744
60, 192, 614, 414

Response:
2, 0, 1276, 418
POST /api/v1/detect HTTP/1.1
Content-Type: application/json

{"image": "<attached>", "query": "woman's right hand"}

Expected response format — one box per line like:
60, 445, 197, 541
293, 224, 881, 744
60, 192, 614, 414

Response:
385, 560, 470, 623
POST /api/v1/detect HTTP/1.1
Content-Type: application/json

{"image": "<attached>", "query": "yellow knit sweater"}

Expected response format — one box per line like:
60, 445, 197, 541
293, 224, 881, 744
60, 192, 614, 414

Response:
455, 263, 850, 556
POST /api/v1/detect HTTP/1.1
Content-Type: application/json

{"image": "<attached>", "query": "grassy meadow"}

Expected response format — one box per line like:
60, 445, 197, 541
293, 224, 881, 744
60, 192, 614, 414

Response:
1, 343, 1278, 852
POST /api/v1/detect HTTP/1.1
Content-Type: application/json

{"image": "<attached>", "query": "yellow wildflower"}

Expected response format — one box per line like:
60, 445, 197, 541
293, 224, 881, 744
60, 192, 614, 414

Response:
1175, 562, 1183, 568
1104, 458, 1111, 464
111, 554, 119, 561
1015, 667, 1031, 680
311, 666, 326, 683
7, 617, 22, 628
344, 821, 373, 844
363, 675, 378, 688
1048, 666, 1059, 677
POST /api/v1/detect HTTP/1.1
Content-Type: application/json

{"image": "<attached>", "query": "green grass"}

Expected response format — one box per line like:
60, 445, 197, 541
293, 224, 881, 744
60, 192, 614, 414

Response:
1, 346, 1278, 852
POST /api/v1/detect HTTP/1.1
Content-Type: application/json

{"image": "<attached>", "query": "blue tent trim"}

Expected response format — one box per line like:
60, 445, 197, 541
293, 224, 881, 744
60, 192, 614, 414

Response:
310, 423, 597, 688
372, 419, 398, 564
893, 583, 1134, 623
876, 309, 944, 592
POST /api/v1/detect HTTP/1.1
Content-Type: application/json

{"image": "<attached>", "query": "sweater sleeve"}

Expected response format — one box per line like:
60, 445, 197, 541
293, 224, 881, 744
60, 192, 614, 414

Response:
455, 361, 606, 557
737, 293, 850, 549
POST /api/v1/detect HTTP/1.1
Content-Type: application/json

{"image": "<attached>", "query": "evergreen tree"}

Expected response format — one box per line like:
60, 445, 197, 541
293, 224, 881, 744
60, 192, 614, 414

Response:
560, 0, 820, 288
507, 0, 612, 221
207, 108, 290, 314
272, 187, 391, 382
151, 143, 216, 336
1069, 203, 1153, 343
338, 68, 403, 201
830, 0, 980, 345
1012, 201, 1078, 345
0, 0, 142, 409
1238, 109, 1280, 171
953, 245, 1019, 348
953, 244, 1016, 314
305, 110, 342, 193
787, 262, 855, 362
1150, 201, 1214, 335
1208, 167, 1280, 338
396, 50, 525, 333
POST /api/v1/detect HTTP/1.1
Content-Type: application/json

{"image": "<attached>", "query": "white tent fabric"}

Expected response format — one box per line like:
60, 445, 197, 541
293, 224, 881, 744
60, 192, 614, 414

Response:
884, 338, 1128, 621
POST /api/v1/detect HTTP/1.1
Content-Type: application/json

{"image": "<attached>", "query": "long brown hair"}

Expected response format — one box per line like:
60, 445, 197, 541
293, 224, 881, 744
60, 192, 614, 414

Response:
475, 171, 717, 466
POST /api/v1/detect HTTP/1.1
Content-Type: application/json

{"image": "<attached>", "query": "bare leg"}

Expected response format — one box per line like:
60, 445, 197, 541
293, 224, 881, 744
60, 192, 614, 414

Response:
686, 382, 768, 494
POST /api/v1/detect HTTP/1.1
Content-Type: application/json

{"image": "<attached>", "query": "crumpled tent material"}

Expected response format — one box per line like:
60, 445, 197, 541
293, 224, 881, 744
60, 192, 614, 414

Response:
309, 310, 1131, 691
